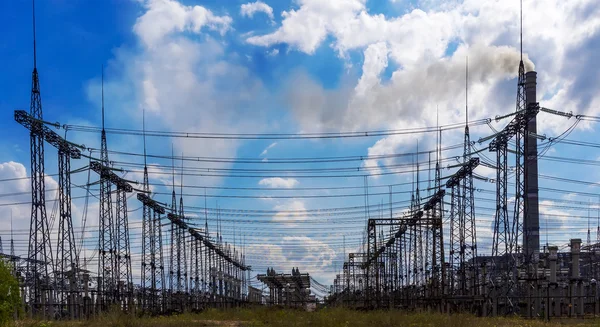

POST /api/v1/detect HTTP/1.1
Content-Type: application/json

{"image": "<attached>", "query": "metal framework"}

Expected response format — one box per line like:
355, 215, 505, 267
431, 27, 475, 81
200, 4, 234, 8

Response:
18, 1, 54, 317
114, 179, 133, 311
95, 71, 115, 310
447, 158, 480, 296
90, 161, 133, 310
257, 268, 311, 307
138, 192, 166, 313
56, 144, 79, 318
16, 106, 86, 318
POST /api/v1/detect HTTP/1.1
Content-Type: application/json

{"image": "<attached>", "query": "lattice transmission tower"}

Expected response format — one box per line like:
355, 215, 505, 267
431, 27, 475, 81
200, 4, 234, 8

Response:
25, 0, 54, 317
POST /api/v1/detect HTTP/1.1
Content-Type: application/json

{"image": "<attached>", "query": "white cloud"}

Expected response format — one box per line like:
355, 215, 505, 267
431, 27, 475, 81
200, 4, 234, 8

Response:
134, 0, 232, 49
361, 122, 423, 178
89, 0, 272, 190
0, 161, 29, 194
288, 42, 531, 132
241, 1, 274, 20
267, 48, 279, 57
245, 235, 337, 280
80, 0, 282, 284
248, 0, 600, 138
354, 42, 389, 97
258, 177, 299, 188
272, 200, 307, 225
246, 0, 366, 54
262, 0, 600, 182
0, 161, 89, 261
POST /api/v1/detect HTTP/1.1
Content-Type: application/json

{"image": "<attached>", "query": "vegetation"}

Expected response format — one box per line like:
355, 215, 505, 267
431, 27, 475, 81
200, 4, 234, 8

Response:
10, 307, 600, 327
0, 260, 21, 327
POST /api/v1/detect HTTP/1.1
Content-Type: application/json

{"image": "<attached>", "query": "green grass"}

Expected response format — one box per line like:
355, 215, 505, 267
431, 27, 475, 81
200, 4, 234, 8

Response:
11, 307, 600, 327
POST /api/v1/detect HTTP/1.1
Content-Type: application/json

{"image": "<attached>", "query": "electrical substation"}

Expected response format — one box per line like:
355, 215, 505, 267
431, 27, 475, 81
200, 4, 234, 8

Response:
3, 0, 600, 322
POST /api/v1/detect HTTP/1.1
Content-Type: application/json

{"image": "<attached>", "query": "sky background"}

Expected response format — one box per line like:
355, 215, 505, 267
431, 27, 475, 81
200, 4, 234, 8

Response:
1, 0, 600, 295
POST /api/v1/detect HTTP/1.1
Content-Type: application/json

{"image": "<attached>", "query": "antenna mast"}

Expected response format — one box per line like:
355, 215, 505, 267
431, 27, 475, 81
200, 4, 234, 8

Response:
466, 56, 469, 128
519, 0, 524, 67
32, 0, 37, 69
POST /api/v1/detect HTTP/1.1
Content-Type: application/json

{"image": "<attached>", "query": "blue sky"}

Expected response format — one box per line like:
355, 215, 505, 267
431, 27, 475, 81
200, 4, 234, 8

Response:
1, 0, 600, 289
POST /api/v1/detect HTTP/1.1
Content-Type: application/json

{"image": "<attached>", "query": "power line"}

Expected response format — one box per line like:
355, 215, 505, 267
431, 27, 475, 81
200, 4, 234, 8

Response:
62, 119, 491, 140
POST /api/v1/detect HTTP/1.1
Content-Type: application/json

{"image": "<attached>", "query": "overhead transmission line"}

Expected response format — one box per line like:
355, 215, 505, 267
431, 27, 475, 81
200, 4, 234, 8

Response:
62, 119, 491, 140
89, 143, 465, 164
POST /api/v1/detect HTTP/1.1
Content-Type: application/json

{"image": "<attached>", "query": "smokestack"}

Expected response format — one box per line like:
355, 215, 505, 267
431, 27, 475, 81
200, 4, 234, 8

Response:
524, 70, 540, 261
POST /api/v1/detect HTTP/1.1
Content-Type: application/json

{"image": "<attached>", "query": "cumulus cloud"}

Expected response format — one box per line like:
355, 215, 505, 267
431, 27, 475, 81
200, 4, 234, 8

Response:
82, 0, 279, 282
249, 0, 600, 185
88, 0, 273, 191
288, 42, 532, 133
249, 0, 600, 137
134, 0, 232, 49
246, 0, 366, 54
354, 42, 389, 97
258, 177, 299, 188
240, 1, 274, 21
245, 235, 337, 280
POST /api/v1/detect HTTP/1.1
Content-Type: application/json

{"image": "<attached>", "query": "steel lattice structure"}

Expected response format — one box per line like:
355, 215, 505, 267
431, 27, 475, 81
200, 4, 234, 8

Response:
461, 141, 478, 296
513, 58, 526, 259
138, 192, 166, 313
114, 185, 133, 311
56, 147, 79, 318
22, 1, 54, 317
448, 183, 462, 294
447, 158, 480, 296
168, 176, 177, 311
96, 73, 115, 310
154, 209, 167, 312
461, 62, 478, 296
15, 108, 85, 317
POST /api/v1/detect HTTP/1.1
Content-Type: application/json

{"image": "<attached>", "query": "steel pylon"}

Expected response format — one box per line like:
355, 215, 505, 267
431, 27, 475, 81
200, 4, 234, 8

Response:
26, 8, 54, 315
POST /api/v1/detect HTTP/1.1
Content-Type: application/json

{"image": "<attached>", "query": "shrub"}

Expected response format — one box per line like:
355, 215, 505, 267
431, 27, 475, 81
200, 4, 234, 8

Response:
0, 260, 21, 326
